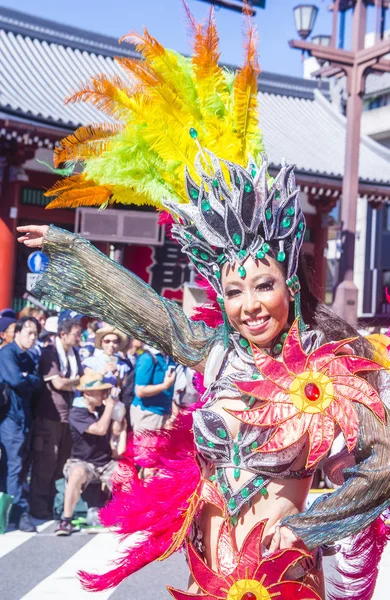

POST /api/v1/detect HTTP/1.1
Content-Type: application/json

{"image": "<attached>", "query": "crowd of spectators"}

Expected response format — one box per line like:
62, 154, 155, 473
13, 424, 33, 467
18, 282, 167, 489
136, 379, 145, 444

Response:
0, 304, 192, 536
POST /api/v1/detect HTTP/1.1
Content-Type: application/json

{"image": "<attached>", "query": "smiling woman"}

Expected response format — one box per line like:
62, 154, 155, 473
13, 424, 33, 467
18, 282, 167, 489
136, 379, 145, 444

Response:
15, 6, 390, 600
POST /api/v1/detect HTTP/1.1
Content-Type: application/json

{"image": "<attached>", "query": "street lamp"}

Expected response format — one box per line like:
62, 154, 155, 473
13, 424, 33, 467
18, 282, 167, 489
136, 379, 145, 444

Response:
290, 0, 390, 327
311, 34, 332, 47
293, 4, 319, 40
311, 34, 332, 65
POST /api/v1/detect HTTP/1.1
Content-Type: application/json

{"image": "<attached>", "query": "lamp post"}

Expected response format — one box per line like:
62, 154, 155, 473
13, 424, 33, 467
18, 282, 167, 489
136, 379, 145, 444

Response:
290, 0, 390, 327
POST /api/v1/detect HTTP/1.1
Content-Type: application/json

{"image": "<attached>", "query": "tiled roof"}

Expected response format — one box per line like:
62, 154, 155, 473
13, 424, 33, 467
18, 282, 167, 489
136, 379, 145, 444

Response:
365, 72, 390, 96
261, 89, 390, 185
0, 6, 389, 185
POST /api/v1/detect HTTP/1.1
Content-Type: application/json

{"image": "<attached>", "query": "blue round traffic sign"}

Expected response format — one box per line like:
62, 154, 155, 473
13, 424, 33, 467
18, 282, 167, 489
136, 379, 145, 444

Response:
27, 251, 49, 274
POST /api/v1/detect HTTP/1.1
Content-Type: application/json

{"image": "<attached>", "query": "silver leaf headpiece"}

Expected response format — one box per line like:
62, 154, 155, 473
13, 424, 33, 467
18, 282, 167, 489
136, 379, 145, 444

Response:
163, 150, 306, 297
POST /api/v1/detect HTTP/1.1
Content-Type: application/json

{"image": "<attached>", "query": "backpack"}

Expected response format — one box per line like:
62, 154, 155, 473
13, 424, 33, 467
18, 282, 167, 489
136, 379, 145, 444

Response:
120, 350, 157, 409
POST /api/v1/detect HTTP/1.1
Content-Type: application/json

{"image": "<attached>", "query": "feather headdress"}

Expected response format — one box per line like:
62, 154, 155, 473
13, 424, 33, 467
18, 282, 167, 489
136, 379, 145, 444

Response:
46, 4, 263, 210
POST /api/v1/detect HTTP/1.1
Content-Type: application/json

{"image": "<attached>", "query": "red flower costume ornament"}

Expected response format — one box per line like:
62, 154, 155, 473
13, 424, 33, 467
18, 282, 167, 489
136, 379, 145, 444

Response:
230, 320, 386, 469
168, 520, 320, 600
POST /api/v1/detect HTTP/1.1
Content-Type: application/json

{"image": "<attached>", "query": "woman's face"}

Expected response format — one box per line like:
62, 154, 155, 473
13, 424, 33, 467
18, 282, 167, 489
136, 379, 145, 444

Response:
222, 256, 292, 348
102, 334, 120, 356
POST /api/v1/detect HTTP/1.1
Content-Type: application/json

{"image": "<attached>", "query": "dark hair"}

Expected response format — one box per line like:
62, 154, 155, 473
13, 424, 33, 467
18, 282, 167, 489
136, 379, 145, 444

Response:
14, 316, 41, 336
293, 256, 378, 388
58, 318, 81, 335
88, 320, 100, 334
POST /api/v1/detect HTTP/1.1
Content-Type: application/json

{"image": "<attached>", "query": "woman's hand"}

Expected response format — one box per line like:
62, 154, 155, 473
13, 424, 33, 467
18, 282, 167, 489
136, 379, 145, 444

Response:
17, 225, 49, 248
268, 524, 308, 553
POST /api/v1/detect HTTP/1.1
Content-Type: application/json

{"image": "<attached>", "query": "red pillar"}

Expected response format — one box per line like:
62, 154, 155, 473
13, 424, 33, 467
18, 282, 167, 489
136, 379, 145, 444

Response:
0, 163, 22, 310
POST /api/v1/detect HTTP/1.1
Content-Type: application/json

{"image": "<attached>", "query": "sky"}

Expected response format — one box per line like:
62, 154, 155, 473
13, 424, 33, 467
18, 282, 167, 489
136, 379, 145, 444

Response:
0, 0, 361, 76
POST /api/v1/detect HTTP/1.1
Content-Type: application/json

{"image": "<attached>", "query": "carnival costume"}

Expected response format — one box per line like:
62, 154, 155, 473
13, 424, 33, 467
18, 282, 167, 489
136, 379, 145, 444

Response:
30, 6, 390, 599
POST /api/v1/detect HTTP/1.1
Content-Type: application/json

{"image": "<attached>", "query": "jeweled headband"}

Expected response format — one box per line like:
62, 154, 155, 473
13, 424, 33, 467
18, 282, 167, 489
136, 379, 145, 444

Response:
163, 148, 306, 298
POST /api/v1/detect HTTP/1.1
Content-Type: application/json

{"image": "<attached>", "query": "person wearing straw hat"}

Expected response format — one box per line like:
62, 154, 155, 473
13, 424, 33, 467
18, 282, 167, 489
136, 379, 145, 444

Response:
56, 372, 125, 536
82, 326, 130, 391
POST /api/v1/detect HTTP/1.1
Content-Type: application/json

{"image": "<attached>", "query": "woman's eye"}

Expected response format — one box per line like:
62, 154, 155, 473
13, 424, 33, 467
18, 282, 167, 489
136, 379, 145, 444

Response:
225, 289, 241, 298
257, 282, 274, 291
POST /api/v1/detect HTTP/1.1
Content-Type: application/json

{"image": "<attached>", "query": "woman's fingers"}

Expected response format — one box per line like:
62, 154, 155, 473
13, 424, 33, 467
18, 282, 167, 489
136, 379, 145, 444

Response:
17, 225, 44, 233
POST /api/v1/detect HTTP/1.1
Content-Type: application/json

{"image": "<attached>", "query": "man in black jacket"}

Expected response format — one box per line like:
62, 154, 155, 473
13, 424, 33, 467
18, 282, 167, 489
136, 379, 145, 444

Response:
0, 316, 41, 532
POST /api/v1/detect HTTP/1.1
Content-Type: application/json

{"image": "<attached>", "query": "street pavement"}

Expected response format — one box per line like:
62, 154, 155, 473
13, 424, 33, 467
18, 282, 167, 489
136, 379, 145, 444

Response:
1, 520, 389, 599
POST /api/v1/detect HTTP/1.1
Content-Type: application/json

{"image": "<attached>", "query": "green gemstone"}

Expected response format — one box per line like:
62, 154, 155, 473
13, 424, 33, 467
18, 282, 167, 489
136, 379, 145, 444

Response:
207, 441, 215, 448
273, 342, 283, 354
254, 477, 264, 488
197, 436, 204, 444
192, 248, 199, 256
244, 182, 252, 193
286, 206, 295, 216
184, 233, 192, 240
230, 515, 238, 526
209, 475, 216, 482
217, 427, 227, 439
265, 208, 272, 220
251, 169, 256, 178
238, 249, 247, 260
215, 270, 221, 280
233, 454, 241, 466
212, 179, 219, 187
262, 242, 270, 253
217, 253, 226, 263
246, 346, 253, 356
238, 266, 246, 278
248, 397, 256, 407
277, 251, 286, 262
275, 190, 280, 199
189, 127, 198, 139
239, 337, 250, 348
217, 468, 223, 479
200, 252, 209, 260
190, 188, 199, 199
232, 233, 241, 246
228, 497, 237, 510
298, 222, 304, 231
196, 230, 204, 239
252, 372, 260, 380
256, 250, 265, 259
261, 487, 268, 497
234, 468, 241, 481
251, 441, 259, 450
296, 231, 302, 240
201, 199, 210, 211
237, 431, 243, 441
241, 487, 250, 499
282, 217, 291, 228
233, 443, 239, 454
221, 483, 228, 494
281, 332, 288, 341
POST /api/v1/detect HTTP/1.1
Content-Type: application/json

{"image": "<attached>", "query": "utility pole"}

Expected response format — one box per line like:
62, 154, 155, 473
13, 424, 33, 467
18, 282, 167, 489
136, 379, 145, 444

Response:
290, 0, 390, 326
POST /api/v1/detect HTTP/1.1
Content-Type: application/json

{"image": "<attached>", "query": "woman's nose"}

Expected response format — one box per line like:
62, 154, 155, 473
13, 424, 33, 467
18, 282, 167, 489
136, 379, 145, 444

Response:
243, 292, 262, 314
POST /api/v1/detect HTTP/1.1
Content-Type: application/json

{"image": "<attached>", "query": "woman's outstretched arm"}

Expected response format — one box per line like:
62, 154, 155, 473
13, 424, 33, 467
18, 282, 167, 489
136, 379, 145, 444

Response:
17, 225, 219, 368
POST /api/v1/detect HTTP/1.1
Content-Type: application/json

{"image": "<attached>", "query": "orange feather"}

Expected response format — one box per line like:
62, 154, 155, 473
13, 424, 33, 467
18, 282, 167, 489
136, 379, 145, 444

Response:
233, 10, 261, 154
53, 124, 122, 168
66, 74, 133, 121
120, 28, 165, 60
